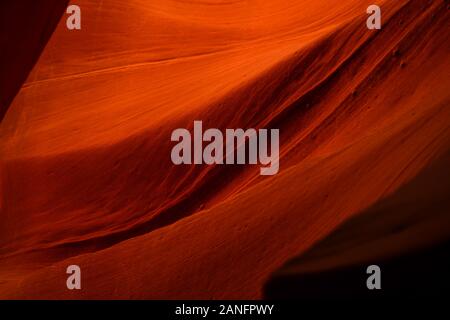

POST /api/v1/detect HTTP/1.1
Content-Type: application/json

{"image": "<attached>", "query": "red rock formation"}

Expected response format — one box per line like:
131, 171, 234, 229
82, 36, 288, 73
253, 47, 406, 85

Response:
0, 0, 449, 299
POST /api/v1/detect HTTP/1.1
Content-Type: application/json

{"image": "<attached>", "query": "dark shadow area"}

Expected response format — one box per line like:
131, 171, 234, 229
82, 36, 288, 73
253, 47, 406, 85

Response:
0, 0, 69, 121
264, 150, 450, 299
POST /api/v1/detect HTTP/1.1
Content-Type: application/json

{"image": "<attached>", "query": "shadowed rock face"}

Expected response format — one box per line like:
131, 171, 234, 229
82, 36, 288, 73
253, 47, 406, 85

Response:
264, 151, 450, 299
0, 0, 68, 121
